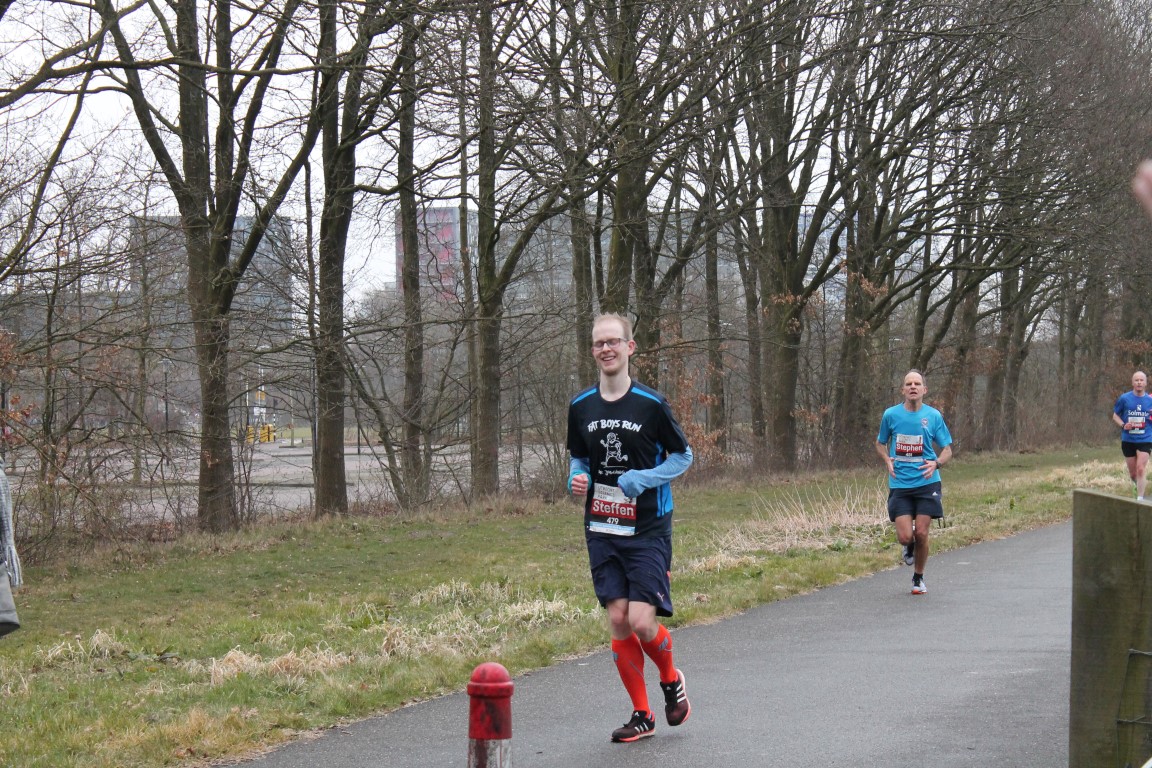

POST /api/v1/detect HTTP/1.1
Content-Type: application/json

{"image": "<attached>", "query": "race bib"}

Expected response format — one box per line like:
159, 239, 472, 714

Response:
588, 482, 637, 536
1130, 414, 1146, 436
894, 433, 924, 462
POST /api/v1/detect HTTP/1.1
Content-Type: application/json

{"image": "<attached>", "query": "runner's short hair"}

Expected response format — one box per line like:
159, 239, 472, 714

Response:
594, 312, 633, 340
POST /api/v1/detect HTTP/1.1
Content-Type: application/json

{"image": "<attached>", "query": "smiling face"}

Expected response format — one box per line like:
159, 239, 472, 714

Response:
902, 371, 926, 408
592, 316, 635, 378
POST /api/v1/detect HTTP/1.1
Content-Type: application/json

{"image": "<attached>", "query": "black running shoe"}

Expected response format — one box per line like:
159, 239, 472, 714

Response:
611, 710, 656, 742
660, 669, 691, 726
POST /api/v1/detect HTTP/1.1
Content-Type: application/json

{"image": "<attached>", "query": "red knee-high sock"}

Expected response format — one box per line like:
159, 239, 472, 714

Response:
611, 633, 650, 715
640, 624, 677, 684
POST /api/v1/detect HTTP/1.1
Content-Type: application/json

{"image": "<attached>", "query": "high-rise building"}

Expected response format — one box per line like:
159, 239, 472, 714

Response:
393, 206, 473, 300
391, 204, 575, 304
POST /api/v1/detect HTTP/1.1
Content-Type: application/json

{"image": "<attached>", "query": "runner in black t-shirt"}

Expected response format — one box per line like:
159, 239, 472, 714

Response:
567, 313, 694, 743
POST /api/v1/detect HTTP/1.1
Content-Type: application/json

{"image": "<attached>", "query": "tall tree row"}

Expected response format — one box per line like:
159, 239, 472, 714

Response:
1, 0, 1151, 534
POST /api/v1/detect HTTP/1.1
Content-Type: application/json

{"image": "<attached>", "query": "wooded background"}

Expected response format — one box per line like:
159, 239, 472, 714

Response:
0, 0, 1149, 552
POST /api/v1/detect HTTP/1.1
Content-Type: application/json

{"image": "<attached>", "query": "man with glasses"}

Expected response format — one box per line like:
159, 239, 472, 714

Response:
567, 312, 694, 743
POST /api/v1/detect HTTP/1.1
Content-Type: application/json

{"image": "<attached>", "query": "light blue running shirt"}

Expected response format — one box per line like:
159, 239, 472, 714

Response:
877, 403, 953, 489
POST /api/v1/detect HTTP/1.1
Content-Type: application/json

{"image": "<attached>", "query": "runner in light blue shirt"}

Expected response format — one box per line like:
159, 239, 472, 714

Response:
875, 370, 953, 595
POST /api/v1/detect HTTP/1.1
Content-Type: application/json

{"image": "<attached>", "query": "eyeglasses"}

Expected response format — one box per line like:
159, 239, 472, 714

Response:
592, 337, 628, 350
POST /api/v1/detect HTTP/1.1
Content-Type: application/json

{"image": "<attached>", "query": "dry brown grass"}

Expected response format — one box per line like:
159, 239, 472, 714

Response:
32, 628, 131, 669
684, 480, 888, 573
1038, 460, 1124, 491
196, 646, 354, 687
408, 579, 513, 607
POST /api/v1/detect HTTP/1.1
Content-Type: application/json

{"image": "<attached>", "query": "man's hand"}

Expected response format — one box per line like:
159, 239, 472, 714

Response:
570, 472, 590, 496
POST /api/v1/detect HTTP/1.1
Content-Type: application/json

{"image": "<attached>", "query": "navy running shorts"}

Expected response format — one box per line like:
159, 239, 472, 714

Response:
586, 534, 674, 617
887, 481, 944, 521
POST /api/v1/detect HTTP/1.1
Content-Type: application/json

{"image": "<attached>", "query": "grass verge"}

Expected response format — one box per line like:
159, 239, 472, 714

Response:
0, 444, 1125, 767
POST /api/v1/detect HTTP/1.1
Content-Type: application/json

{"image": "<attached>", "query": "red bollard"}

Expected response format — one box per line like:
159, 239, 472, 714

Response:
467, 662, 514, 768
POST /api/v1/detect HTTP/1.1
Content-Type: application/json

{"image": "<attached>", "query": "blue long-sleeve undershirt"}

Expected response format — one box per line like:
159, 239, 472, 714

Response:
568, 447, 693, 497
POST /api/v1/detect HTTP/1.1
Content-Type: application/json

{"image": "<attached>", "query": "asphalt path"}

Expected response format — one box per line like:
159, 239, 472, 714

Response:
227, 522, 1071, 768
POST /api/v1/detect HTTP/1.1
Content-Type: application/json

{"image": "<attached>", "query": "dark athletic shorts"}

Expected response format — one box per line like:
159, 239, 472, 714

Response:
586, 534, 674, 617
887, 481, 944, 521
1121, 442, 1152, 458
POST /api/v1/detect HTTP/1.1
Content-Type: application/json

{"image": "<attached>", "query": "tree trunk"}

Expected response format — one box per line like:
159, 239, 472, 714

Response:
190, 284, 237, 532
471, 0, 501, 498
459, 28, 481, 499
942, 284, 979, 442
980, 262, 1018, 451
735, 217, 767, 467
571, 192, 596, 385
398, 20, 428, 509
833, 180, 881, 459
764, 300, 801, 471
313, 0, 349, 516
473, 310, 502, 497
603, 0, 644, 315
704, 227, 726, 450
1001, 307, 1030, 450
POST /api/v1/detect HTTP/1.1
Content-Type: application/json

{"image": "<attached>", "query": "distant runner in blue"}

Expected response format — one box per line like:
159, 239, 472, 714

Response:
875, 369, 953, 595
1112, 370, 1152, 501
567, 313, 693, 743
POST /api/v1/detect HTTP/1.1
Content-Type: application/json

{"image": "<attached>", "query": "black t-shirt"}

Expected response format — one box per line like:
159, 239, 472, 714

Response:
567, 381, 690, 539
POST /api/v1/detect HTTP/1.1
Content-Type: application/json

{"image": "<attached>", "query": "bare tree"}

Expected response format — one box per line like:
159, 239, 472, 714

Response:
96, 0, 324, 530
310, 1, 420, 515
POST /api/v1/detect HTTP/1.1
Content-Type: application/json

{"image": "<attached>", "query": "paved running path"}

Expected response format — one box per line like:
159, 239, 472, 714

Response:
228, 522, 1071, 768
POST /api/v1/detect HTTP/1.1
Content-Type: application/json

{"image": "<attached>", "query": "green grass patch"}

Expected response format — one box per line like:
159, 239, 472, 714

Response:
0, 444, 1124, 766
